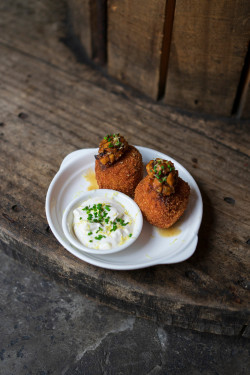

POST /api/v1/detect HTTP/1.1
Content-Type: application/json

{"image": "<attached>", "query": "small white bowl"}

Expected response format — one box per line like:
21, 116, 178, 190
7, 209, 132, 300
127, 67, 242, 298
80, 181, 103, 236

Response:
62, 189, 143, 255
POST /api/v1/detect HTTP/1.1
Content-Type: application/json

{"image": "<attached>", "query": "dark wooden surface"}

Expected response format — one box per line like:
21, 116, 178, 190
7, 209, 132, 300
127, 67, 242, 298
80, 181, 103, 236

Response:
107, 0, 175, 100
67, 0, 106, 65
66, 0, 250, 117
164, 0, 250, 116
241, 43, 250, 119
67, 0, 92, 58
0, 0, 250, 336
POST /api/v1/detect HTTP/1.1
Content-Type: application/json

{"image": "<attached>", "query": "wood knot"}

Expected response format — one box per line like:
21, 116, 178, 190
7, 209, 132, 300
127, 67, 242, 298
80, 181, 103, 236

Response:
185, 270, 200, 282
224, 197, 235, 205
237, 278, 250, 290
12, 204, 22, 212
18, 112, 28, 120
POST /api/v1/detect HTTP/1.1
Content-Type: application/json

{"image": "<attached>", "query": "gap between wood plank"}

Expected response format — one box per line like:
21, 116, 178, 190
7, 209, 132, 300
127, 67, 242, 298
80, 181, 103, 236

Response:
158, 0, 176, 100
231, 41, 250, 118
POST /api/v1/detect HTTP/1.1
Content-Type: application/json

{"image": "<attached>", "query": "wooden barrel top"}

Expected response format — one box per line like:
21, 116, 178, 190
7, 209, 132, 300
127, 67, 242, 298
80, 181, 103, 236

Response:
0, 0, 249, 336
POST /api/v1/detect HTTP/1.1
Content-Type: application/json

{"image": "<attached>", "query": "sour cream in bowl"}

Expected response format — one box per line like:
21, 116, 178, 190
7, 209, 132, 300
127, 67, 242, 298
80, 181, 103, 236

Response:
62, 189, 143, 255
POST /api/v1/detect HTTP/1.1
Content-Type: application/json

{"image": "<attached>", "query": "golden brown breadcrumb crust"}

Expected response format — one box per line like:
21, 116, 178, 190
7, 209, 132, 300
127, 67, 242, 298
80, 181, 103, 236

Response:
95, 145, 143, 197
134, 175, 190, 228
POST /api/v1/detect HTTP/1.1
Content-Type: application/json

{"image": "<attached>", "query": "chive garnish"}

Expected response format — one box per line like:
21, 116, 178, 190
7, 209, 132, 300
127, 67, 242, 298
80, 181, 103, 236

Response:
95, 235, 106, 240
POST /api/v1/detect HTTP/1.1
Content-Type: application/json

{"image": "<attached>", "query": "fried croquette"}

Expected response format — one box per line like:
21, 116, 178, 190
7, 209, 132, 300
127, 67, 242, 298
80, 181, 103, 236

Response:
134, 159, 190, 228
95, 134, 143, 197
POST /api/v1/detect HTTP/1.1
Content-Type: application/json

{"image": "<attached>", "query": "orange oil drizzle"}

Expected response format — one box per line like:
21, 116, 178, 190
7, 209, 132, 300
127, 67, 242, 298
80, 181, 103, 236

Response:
83, 169, 98, 191
157, 225, 181, 237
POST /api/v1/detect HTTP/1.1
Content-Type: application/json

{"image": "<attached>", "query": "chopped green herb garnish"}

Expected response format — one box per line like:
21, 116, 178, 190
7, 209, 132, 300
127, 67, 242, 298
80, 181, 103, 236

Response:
121, 221, 129, 226
95, 235, 106, 240
129, 234, 132, 237
110, 223, 117, 232
79, 202, 132, 244
96, 227, 103, 234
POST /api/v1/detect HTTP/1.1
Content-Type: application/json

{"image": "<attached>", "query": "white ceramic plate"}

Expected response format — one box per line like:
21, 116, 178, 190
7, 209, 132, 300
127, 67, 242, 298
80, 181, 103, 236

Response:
45, 147, 203, 270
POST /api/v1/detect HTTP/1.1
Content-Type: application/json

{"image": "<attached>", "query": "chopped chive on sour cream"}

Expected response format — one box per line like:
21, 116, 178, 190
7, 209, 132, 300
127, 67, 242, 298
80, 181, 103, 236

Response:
72, 197, 134, 250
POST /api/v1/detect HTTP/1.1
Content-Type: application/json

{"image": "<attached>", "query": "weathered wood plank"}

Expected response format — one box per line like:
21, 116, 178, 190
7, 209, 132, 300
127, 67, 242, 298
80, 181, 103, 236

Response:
66, 0, 92, 58
0, 0, 249, 335
242, 87, 250, 118
164, 0, 250, 116
1, 42, 250, 334
241, 43, 250, 119
66, 0, 106, 64
107, 0, 175, 100
232, 41, 250, 118
0, 0, 249, 146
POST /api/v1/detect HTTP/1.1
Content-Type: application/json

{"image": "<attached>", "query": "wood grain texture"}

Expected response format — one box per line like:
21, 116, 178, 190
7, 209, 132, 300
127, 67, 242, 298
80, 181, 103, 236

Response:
67, 0, 106, 64
107, 0, 174, 100
241, 43, 250, 119
164, 0, 250, 116
67, 0, 92, 57
242, 87, 250, 118
0, 0, 250, 336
